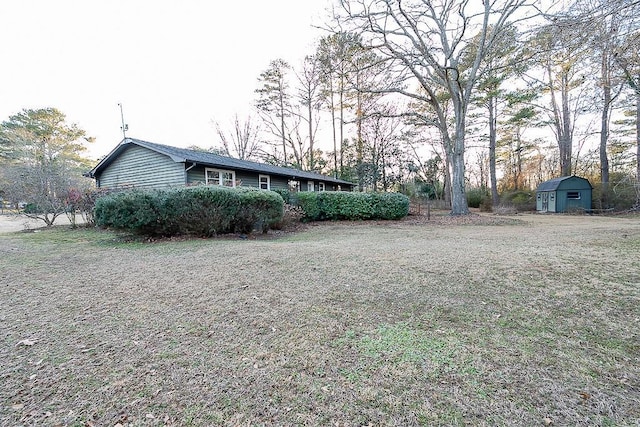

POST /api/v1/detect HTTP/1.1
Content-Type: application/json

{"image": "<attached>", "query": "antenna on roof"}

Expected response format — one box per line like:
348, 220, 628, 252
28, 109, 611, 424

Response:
118, 103, 129, 139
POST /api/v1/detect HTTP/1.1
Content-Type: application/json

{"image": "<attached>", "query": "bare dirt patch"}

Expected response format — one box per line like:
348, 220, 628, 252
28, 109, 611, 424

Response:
1, 214, 639, 426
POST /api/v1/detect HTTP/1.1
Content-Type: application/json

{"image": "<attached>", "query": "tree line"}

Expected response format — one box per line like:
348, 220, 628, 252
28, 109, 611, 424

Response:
219, 0, 640, 214
2, 0, 640, 220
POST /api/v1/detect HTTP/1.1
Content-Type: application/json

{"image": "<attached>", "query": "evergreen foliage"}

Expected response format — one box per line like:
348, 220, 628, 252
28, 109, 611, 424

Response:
94, 186, 284, 237
296, 191, 409, 221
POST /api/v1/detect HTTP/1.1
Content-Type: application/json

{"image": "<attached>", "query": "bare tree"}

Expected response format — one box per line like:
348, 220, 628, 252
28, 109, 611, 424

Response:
335, 0, 537, 215
614, 26, 640, 184
214, 114, 262, 161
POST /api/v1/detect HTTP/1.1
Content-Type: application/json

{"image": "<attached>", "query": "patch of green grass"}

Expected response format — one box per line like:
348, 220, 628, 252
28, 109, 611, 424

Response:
339, 322, 479, 381
15, 226, 103, 244
359, 322, 453, 364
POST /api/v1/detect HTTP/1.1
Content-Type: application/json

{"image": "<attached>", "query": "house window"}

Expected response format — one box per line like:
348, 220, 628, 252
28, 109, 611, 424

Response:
288, 180, 300, 192
307, 181, 314, 192
318, 182, 325, 192
259, 175, 270, 190
206, 168, 235, 187
567, 191, 581, 199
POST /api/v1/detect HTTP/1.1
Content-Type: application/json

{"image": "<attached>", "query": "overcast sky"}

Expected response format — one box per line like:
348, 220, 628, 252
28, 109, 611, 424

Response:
0, 1, 332, 159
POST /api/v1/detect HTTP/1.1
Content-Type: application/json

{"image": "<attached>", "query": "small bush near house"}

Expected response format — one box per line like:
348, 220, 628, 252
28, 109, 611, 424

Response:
296, 191, 409, 221
272, 188, 291, 204
94, 186, 284, 237
94, 190, 165, 235
236, 188, 287, 233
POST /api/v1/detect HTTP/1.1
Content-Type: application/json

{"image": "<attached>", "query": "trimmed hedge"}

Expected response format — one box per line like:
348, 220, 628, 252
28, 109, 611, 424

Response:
296, 191, 409, 221
94, 186, 284, 237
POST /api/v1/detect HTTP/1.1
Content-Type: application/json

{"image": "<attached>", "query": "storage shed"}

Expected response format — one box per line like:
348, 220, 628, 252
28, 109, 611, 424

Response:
536, 176, 592, 213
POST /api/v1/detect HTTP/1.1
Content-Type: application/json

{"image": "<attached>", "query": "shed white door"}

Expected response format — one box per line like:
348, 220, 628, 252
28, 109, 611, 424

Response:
548, 192, 556, 212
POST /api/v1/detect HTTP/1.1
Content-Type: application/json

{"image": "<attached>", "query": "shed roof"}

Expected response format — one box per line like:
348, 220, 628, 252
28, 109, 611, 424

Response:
536, 176, 592, 192
88, 138, 354, 186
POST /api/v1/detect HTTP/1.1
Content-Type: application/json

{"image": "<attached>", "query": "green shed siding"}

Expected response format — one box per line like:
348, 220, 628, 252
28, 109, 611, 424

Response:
98, 145, 184, 188
536, 176, 592, 213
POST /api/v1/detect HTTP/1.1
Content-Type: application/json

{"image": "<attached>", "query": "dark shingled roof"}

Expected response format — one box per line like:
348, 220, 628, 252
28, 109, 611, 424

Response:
88, 138, 354, 186
536, 176, 591, 192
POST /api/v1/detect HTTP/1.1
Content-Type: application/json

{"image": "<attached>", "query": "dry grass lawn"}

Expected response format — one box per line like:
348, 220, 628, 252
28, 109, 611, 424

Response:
1, 212, 639, 426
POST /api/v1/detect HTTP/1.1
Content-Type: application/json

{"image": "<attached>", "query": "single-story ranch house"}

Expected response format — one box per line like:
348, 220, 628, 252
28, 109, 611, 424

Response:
85, 138, 354, 192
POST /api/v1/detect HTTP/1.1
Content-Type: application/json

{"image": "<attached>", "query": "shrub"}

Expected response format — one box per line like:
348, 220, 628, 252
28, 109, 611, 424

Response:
297, 191, 409, 221
466, 187, 489, 209
592, 176, 639, 211
94, 189, 165, 235
235, 188, 285, 233
371, 192, 411, 219
23, 203, 45, 214
500, 190, 536, 211
94, 186, 284, 237
480, 197, 493, 213
67, 187, 114, 227
272, 188, 291, 204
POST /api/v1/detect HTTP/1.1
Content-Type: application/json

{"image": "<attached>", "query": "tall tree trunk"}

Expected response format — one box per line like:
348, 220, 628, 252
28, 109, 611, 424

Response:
488, 97, 499, 206
279, 90, 287, 164
307, 94, 314, 170
443, 156, 452, 209
600, 83, 611, 207
548, 62, 573, 177
329, 84, 338, 178
339, 74, 345, 177
599, 44, 613, 208
560, 73, 573, 176
637, 92, 640, 183
356, 88, 364, 190
515, 130, 522, 191
447, 125, 469, 215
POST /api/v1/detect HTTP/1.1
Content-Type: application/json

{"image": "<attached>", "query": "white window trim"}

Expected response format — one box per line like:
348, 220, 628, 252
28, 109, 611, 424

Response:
288, 180, 300, 192
307, 181, 314, 192
259, 174, 270, 190
318, 182, 325, 192
205, 167, 236, 187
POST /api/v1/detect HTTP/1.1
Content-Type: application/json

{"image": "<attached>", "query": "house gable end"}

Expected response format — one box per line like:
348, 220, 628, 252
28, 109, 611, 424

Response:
97, 145, 185, 189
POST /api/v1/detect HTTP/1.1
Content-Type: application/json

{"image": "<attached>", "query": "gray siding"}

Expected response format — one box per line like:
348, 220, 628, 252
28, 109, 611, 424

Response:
98, 145, 185, 189
186, 166, 207, 185
186, 166, 259, 187
270, 176, 290, 191
185, 165, 347, 192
